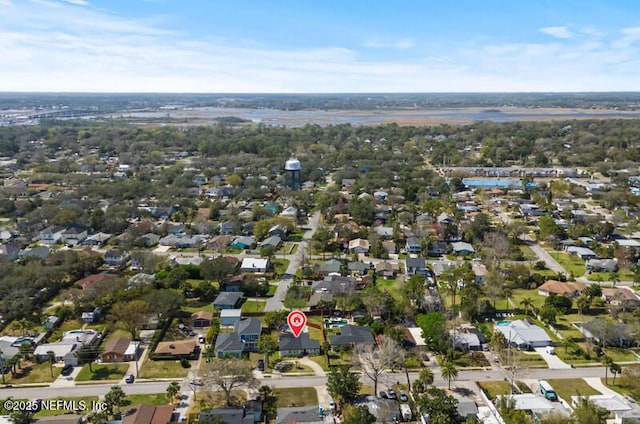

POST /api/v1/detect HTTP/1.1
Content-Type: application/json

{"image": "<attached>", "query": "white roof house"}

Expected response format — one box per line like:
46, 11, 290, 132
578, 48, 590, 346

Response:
34, 343, 77, 360
240, 257, 269, 272
495, 319, 552, 349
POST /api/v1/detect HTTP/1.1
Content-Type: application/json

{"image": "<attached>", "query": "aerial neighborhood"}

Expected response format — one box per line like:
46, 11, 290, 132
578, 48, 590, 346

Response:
2, 95, 640, 424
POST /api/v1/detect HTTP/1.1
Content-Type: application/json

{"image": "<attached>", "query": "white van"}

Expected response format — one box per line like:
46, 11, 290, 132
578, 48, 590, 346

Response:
545, 345, 555, 355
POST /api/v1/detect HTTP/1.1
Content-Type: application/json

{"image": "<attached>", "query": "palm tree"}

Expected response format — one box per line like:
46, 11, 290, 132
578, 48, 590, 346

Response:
519, 297, 534, 316
602, 355, 613, 384
47, 351, 56, 379
166, 381, 180, 403
440, 360, 458, 390
610, 362, 622, 385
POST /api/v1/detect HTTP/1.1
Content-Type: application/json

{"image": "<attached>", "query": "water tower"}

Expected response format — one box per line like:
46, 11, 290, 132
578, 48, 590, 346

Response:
284, 158, 302, 190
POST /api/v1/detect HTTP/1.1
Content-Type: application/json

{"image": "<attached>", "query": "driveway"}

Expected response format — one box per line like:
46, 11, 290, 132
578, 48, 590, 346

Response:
534, 347, 571, 369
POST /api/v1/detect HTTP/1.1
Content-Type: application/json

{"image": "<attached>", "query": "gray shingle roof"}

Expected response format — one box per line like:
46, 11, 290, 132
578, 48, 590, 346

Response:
214, 291, 244, 307
329, 325, 375, 347
279, 333, 321, 352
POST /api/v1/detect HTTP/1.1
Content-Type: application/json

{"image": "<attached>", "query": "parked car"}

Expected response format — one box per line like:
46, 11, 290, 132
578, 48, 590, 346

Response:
125, 373, 135, 384
399, 390, 408, 402
379, 391, 388, 399
388, 389, 397, 400
61, 364, 74, 376
328, 400, 336, 411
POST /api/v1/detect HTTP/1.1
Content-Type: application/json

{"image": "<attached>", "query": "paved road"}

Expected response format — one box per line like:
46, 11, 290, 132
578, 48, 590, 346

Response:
0, 365, 610, 400
264, 211, 321, 312
524, 238, 567, 275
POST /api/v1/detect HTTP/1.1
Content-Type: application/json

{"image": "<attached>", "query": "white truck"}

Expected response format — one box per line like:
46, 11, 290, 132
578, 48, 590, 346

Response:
400, 404, 412, 421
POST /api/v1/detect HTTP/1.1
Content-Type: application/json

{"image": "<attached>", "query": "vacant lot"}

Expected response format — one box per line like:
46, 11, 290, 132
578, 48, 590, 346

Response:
76, 364, 128, 381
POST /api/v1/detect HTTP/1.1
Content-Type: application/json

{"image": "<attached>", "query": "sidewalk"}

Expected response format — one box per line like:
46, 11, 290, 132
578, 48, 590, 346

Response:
583, 377, 620, 396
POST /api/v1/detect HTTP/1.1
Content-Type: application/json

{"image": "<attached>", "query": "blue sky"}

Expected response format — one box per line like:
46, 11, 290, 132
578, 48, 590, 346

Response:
1, 0, 640, 92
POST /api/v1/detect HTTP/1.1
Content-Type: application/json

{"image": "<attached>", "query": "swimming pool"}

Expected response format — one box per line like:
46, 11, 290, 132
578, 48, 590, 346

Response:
496, 321, 512, 326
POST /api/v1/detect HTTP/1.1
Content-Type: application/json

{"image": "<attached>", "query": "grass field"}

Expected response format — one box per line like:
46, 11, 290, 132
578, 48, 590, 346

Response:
477, 381, 513, 400
273, 387, 318, 407
76, 364, 128, 381
5, 362, 60, 384
551, 252, 586, 277
33, 396, 99, 417
546, 378, 600, 402
140, 359, 190, 378
272, 259, 290, 275
587, 269, 637, 282
125, 393, 170, 406
241, 300, 266, 313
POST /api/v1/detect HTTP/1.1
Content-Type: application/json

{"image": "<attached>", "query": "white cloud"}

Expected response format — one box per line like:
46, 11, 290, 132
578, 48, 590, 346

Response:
539, 26, 574, 39
0, 1, 639, 92
59, 0, 89, 5
363, 38, 415, 49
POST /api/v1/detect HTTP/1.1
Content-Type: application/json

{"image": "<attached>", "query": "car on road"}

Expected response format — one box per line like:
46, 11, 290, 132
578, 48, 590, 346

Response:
399, 390, 408, 402
61, 364, 74, 376
379, 391, 388, 399
125, 373, 135, 384
388, 389, 397, 400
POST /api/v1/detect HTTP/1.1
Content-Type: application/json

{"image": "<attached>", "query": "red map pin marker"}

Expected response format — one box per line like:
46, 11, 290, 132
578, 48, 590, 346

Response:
287, 310, 307, 338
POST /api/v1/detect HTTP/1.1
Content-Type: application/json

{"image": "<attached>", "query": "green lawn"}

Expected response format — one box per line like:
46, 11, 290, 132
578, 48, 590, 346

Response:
76, 364, 129, 381
448, 351, 490, 368
140, 359, 190, 378
546, 379, 600, 402
497, 350, 548, 368
267, 284, 278, 297
506, 288, 547, 311
182, 299, 215, 314
272, 259, 290, 275
5, 362, 60, 384
125, 393, 171, 406
604, 347, 640, 363
308, 355, 329, 371
241, 300, 266, 313
378, 278, 402, 301
273, 387, 318, 407
33, 396, 99, 417
606, 379, 640, 401
587, 269, 637, 282
551, 252, 586, 277
477, 381, 513, 400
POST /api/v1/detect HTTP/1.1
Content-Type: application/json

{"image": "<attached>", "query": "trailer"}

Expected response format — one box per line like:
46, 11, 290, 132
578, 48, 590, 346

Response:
400, 404, 413, 421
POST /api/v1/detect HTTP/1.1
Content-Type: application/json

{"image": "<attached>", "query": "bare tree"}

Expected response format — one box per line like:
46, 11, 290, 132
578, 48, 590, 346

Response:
356, 336, 404, 395
203, 359, 258, 406
483, 232, 510, 268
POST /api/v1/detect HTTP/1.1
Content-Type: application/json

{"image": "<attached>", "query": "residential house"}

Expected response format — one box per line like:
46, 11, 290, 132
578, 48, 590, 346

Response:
220, 309, 242, 326
221, 275, 245, 292
580, 319, 635, 347
83, 232, 111, 247
307, 292, 335, 310
214, 318, 262, 358
348, 261, 370, 276
104, 249, 130, 268
451, 241, 475, 255
276, 407, 324, 424
428, 240, 448, 256
374, 226, 393, 239
231, 236, 255, 250
19, 246, 50, 260
154, 340, 199, 359
259, 236, 282, 250
565, 246, 597, 260
601, 288, 640, 310
268, 224, 288, 239
381, 241, 396, 255
405, 257, 427, 276
569, 395, 640, 424
494, 319, 552, 350
159, 234, 205, 248
348, 238, 370, 254
121, 404, 174, 424
471, 263, 488, 284
405, 236, 422, 254
213, 292, 244, 310
240, 258, 269, 273
329, 325, 376, 350
375, 261, 399, 278
191, 311, 213, 328
0, 241, 20, 261
76, 273, 115, 290
34, 343, 78, 363
81, 307, 102, 324
220, 221, 238, 235
537, 281, 585, 298
586, 258, 618, 273
134, 233, 160, 248
317, 258, 342, 275
101, 336, 139, 363
279, 333, 321, 357
312, 275, 359, 296
61, 225, 88, 246
40, 226, 65, 245
198, 408, 246, 424
207, 235, 233, 252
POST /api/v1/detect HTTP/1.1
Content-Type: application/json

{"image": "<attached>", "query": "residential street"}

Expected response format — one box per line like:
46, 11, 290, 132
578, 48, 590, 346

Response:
264, 210, 321, 312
